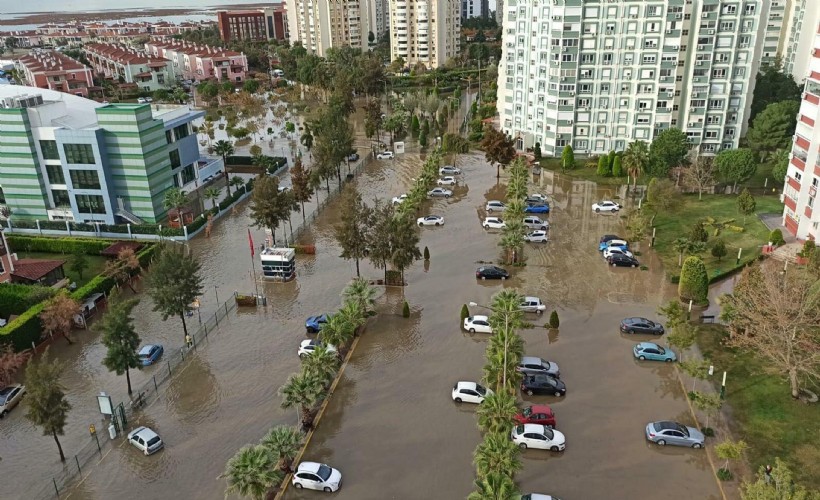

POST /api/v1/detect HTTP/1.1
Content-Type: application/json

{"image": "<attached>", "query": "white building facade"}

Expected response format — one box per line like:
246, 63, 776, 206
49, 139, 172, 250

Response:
389, 0, 461, 68
286, 0, 378, 56
497, 0, 767, 157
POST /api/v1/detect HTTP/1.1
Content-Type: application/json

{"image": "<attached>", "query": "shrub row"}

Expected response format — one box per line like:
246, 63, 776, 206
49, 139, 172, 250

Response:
0, 283, 56, 316
7, 235, 114, 255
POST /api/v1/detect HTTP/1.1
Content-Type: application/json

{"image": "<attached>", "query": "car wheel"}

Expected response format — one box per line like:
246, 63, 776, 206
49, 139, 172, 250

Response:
632, 264, 638, 268
526, 389, 534, 396
692, 443, 703, 449
501, 276, 506, 280
418, 222, 423, 227
536, 310, 543, 315
324, 487, 332, 492
519, 443, 528, 450
483, 225, 488, 230
551, 446, 560, 452
555, 391, 562, 397
438, 182, 443, 185
488, 208, 493, 212
469, 328, 476, 333
639, 355, 646, 360
445, 194, 450, 198
435, 222, 441, 226
611, 262, 617, 267
657, 439, 666, 446
595, 208, 600, 212
628, 329, 635, 334
665, 358, 673, 363
299, 353, 307, 359
454, 397, 462, 403
294, 483, 303, 489
541, 226, 547, 230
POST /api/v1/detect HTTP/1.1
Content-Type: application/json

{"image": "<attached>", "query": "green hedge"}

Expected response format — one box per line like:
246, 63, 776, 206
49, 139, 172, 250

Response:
0, 284, 56, 316
0, 302, 46, 351
7, 235, 114, 255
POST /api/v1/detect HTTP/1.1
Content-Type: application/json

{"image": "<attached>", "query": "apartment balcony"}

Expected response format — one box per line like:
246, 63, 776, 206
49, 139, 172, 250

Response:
784, 194, 797, 212
795, 135, 811, 150
787, 176, 801, 191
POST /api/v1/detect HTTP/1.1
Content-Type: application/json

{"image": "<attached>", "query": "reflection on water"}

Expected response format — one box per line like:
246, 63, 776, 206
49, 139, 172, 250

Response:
165, 356, 220, 425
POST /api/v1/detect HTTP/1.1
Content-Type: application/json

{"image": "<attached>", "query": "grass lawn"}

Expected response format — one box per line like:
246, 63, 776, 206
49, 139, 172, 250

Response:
17, 252, 108, 288
651, 194, 783, 281
539, 157, 652, 186
696, 325, 820, 489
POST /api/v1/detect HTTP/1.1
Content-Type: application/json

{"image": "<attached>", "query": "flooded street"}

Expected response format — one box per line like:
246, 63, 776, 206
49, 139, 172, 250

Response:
2, 139, 718, 498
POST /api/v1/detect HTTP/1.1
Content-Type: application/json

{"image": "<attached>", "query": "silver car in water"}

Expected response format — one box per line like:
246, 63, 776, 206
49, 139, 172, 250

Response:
645, 421, 705, 448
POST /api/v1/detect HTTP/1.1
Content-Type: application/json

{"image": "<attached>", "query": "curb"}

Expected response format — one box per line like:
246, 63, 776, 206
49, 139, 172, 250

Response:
273, 329, 364, 500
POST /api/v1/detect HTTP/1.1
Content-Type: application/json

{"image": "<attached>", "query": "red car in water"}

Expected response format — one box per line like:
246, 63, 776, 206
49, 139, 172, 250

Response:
513, 404, 556, 428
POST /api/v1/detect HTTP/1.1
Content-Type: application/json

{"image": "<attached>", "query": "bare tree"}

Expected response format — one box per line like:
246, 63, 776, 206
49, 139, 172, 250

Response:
104, 248, 141, 293
723, 264, 820, 398
0, 345, 30, 387
40, 293, 81, 344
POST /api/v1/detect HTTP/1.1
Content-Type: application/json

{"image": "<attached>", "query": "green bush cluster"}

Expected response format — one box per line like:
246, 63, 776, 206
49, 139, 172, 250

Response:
768, 229, 785, 246
7, 235, 113, 255
678, 256, 709, 304
0, 284, 56, 316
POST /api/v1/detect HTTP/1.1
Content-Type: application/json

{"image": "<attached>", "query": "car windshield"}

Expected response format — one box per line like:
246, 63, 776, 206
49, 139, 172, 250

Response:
515, 425, 525, 435
543, 428, 554, 439
658, 347, 666, 354
317, 464, 333, 481
475, 385, 487, 395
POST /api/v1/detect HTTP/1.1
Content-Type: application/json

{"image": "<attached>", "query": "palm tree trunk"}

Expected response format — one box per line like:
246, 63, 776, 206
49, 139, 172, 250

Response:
301, 201, 306, 223
287, 214, 294, 243
179, 311, 189, 341
126, 367, 133, 395
354, 257, 360, 278
223, 157, 232, 196
496, 163, 500, 179
53, 430, 66, 462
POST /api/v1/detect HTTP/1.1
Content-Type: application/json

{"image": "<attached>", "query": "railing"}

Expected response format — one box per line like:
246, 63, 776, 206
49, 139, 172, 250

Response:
32, 296, 238, 500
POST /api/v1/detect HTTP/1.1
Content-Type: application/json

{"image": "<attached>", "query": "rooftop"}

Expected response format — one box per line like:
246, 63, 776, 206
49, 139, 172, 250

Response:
146, 38, 243, 59
17, 51, 88, 73
84, 42, 170, 66
11, 259, 65, 281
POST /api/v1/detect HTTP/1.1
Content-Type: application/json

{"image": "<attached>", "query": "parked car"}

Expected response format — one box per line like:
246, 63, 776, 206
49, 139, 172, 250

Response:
603, 246, 634, 259
514, 404, 556, 428
306, 314, 329, 333
347, 152, 359, 161
519, 494, 561, 500
476, 265, 509, 280
391, 194, 408, 205
427, 187, 453, 198
137, 97, 149, 104
523, 216, 549, 230
524, 203, 550, 214
439, 165, 462, 175
607, 253, 640, 268
298, 339, 338, 358
127, 426, 164, 455
483, 217, 506, 230
603, 239, 629, 251
592, 200, 621, 213
511, 423, 566, 451
452, 381, 493, 404
437, 176, 457, 186
485, 201, 506, 212
138, 344, 164, 366
645, 421, 705, 448
417, 215, 444, 226
620, 317, 665, 335
376, 151, 394, 159
633, 342, 676, 362
519, 297, 547, 314
517, 356, 560, 377
525, 194, 549, 204
598, 234, 623, 251
524, 230, 548, 243
292, 461, 343, 492
0, 384, 25, 417
521, 374, 566, 397
464, 315, 493, 333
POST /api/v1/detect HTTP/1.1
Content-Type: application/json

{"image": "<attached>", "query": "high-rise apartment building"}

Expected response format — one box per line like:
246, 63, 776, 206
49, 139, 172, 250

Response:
780, 0, 820, 81
217, 6, 289, 43
462, 0, 489, 20
389, 0, 461, 69
497, 0, 768, 157
286, 0, 377, 56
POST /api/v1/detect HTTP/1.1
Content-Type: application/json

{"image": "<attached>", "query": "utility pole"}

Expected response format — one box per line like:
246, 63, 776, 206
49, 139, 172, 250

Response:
477, 58, 482, 104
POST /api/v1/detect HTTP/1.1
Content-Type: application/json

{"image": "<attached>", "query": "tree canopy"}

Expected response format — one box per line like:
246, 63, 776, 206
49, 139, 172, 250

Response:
147, 244, 204, 341
714, 148, 758, 189
746, 101, 800, 160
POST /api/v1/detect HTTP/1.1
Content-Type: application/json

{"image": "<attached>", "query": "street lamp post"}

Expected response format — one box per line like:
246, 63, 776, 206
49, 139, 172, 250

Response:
469, 301, 512, 391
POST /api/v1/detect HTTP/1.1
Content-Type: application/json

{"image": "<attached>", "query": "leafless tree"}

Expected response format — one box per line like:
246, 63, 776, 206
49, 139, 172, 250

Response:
40, 293, 81, 344
722, 264, 820, 398
0, 345, 30, 387
682, 154, 717, 200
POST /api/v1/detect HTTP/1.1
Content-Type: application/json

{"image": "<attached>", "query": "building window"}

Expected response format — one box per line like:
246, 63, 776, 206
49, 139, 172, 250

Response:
40, 140, 60, 160
69, 170, 101, 190
46, 164, 65, 185
52, 189, 70, 207
75, 194, 106, 214
173, 124, 190, 140
181, 163, 196, 185
166, 130, 173, 144
169, 149, 182, 170
63, 143, 96, 164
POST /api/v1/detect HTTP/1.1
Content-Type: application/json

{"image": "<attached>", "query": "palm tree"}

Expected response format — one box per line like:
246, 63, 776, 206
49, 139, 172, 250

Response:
301, 345, 339, 386
201, 120, 215, 145
230, 175, 245, 194
476, 391, 518, 435
279, 371, 324, 430
341, 278, 378, 316
483, 331, 524, 395
260, 425, 303, 472
672, 238, 689, 267
622, 140, 650, 186
203, 187, 221, 210
220, 445, 283, 500
499, 220, 525, 264
213, 140, 235, 195
467, 471, 520, 500
163, 187, 189, 225
319, 311, 357, 361
473, 432, 522, 480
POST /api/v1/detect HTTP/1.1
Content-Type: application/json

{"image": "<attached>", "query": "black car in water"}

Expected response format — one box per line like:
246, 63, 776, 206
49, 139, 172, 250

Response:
606, 253, 639, 267
476, 265, 510, 280
620, 317, 665, 335
521, 374, 566, 397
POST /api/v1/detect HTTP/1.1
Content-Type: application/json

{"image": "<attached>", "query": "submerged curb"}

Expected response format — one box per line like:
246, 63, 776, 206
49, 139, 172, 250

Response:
274, 325, 365, 500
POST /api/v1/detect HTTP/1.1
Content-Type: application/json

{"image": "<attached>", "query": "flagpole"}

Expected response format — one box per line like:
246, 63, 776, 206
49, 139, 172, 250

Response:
248, 229, 261, 302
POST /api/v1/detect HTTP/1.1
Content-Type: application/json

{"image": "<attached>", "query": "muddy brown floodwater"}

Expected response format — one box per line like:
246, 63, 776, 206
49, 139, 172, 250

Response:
0, 141, 720, 499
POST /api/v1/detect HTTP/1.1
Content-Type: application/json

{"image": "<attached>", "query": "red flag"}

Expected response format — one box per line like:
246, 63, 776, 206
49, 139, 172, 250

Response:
248, 228, 255, 258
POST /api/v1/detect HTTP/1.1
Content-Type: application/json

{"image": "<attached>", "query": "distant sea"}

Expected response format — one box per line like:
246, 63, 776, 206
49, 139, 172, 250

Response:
0, 0, 274, 17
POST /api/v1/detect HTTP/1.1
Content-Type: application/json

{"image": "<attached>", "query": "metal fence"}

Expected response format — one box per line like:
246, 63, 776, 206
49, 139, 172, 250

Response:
34, 297, 238, 499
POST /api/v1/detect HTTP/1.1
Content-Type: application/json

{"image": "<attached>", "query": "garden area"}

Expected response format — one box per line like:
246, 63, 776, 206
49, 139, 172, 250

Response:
650, 194, 783, 282
696, 324, 820, 489
15, 251, 107, 288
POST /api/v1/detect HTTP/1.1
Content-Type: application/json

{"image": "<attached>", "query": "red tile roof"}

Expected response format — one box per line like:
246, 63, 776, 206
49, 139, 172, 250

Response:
17, 51, 89, 73
85, 42, 169, 66
11, 259, 65, 281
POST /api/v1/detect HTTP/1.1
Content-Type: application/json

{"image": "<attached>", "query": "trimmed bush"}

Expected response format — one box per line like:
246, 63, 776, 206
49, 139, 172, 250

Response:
460, 304, 469, 323
402, 300, 410, 318
548, 310, 560, 328
612, 156, 623, 177
7, 235, 114, 255
689, 221, 709, 243
711, 239, 727, 261
0, 284, 56, 316
678, 256, 709, 304
596, 155, 610, 177
0, 302, 46, 351
423, 246, 430, 260
768, 229, 785, 246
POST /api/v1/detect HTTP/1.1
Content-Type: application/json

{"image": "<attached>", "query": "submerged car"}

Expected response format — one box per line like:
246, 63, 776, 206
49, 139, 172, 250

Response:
519, 297, 547, 314
0, 384, 25, 417
598, 234, 623, 251
523, 216, 549, 230
452, 381, 493, 404
376, 151, 394, 159
511, 423, 566, 451
417, 215, 444, 226
645, 421, 705, 448
138, 344, 164, 366
485, 201, 506, 212
292, 461, 343, 492
476, 265, 509, 280
524, 203, 550, 214
607, 253, 639, 267
306, 314, 329, 333
514, 404, 556, 428
633, 342, 676, 362
437, 176, 457, 186
517, 356, 560, 377
298, 339, 338, 358
464, 315, 493, 334
620, 317, 665, 335
521, 374, 566, 397
391, 194, 408, 205
483, 217, 507, 230
592, 200, 621, 213
524, 230, 548, 243
127, 426, 164, 455
427, 187, 453, 198
439, 165, 462, 175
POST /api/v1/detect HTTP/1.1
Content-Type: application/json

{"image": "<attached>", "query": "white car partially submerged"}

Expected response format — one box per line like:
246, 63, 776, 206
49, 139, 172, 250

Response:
463, 315, 493, 333
451, 381, 493, 404
437, 176, 457, 185
376, 151, 395, 159
127, 426, 164, 455
486, 200, 506, 212
417, 215, 444, 226
592, 200, 621, 213
292, 461, 343, 492
439, 165, 462, 175
524, 230, 548, 243
428, 187, 452, 198
391, 194, 408, 205
603, 246, 634, 259
511, 423, 566, 451
483, 217, 506, 230
298, 339, 338, 358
